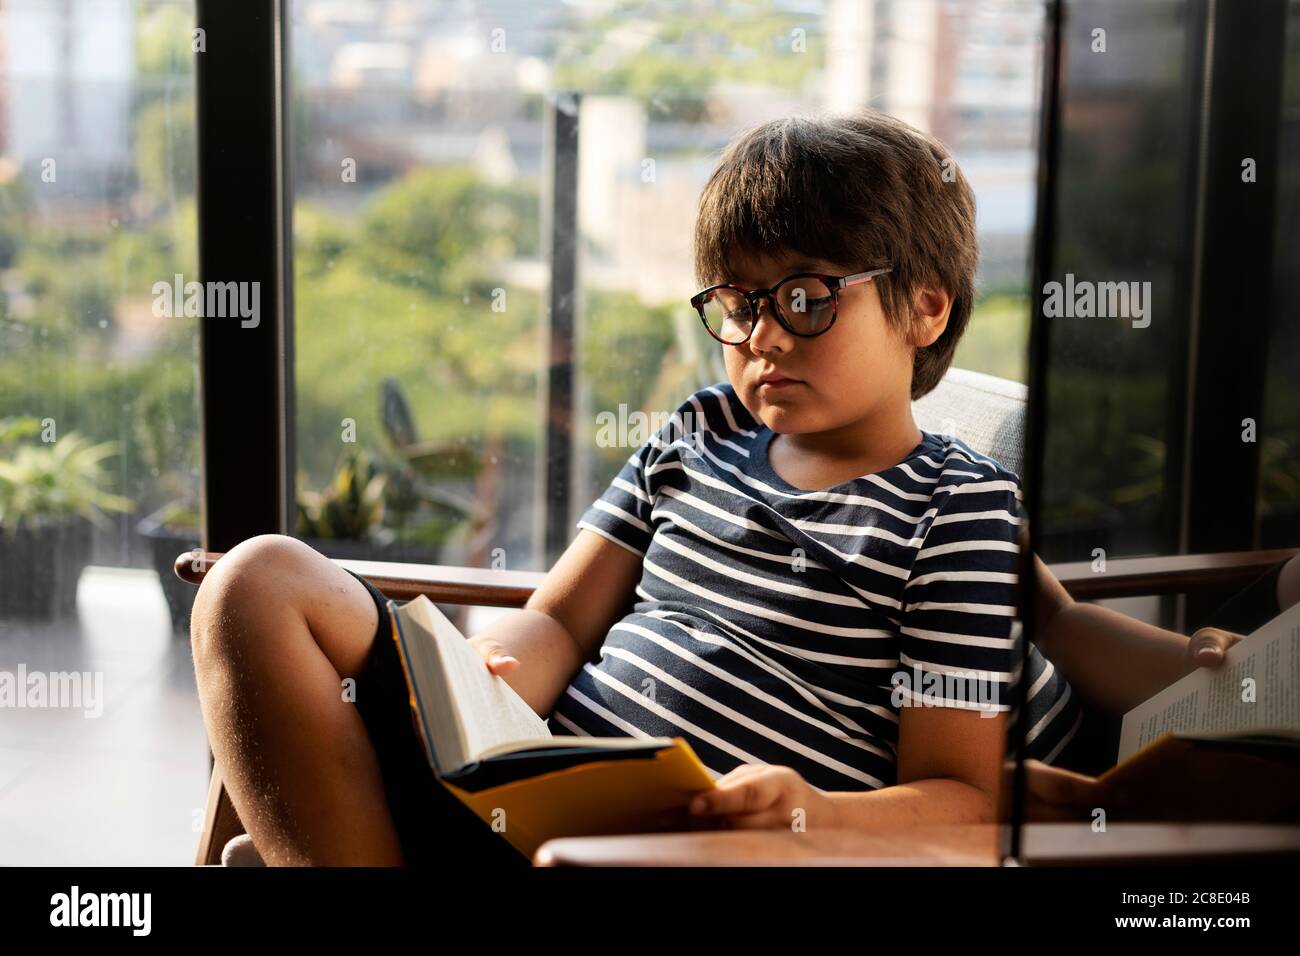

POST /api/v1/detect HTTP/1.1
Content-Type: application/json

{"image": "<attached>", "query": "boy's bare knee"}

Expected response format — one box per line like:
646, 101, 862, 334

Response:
191, 533, 317, 659
189, 533, 375, 679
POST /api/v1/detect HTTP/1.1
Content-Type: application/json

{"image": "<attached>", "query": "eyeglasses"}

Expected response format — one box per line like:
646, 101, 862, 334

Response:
689, 267, 892, 346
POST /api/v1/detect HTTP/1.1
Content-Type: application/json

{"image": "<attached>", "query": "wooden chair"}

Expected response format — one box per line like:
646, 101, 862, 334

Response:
178, 368, 1298, 865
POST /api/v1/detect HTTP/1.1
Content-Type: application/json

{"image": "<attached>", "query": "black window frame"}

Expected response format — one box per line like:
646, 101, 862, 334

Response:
195, 0, 294, 551
1011, 0, 1292, 859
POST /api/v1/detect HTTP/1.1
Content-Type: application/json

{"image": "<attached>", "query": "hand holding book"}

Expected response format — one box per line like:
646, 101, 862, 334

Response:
1018, 624, 1263, 825
1022, 603, 1300, 823
466, 633, 520, 677
386, 595, 717, 858
1186, 625, 1244, 667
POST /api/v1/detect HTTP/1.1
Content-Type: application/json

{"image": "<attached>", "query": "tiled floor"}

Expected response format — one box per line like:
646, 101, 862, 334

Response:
0, 567, 514, 865
0, 567, 211, 865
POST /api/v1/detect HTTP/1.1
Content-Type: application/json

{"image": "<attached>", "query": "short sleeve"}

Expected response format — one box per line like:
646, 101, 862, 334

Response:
896, 472, 1025, 713
574, 392, 704, 558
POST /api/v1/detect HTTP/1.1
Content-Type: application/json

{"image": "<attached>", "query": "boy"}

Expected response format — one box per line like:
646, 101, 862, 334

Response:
542, 110, 1080, 826
191, 109, 1078, 865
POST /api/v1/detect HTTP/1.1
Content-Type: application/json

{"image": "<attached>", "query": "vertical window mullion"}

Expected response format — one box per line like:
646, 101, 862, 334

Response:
194, 0, 291, 553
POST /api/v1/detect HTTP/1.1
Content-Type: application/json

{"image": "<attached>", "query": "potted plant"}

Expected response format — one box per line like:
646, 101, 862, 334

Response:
296, 447, 468, 564
131, 367, 203, 636
296, 448, 393, 560
136, 498, 201, 636
0, 417, 133, 619
375, 376, 478, 564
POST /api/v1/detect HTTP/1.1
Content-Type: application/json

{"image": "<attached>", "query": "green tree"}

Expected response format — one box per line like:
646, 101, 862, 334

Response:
359, 167, 539, 295
134, 98, 196, 201
550, 0, 822, 119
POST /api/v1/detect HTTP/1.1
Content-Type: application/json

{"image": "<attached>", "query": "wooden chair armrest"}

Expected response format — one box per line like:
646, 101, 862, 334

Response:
178, 546, 1298, 607
1048, 547, 1298, 601
533, 823, 1300, 866
175, 550, 545, 608
533, 827, 1003, 866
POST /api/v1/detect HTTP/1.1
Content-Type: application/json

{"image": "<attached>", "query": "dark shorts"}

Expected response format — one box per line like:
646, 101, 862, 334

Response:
346, 569, 531, 868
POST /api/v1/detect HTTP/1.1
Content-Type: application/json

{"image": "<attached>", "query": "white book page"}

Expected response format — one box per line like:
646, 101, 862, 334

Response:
403, 596, 552, 769
475, 735, 679, 761
1117, 601, 1300, 762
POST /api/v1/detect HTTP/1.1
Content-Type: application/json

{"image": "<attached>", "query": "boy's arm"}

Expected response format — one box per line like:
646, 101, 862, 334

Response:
823, 477, 1022, 827
1031, 555, 1222, 715
824, 558, 1174, 827
826, 556, 1241, 827
477, 392, 681, 718
691, 707, 1009, 829
465, 529, 644, 719
827, 708, 1008, 828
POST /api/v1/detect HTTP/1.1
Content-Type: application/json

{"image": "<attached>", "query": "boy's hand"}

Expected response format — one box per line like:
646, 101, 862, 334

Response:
1017, 759, 1121, 822
1187, 626, 1244, 668
686, 764, 836, 831
466, 634, 520, 676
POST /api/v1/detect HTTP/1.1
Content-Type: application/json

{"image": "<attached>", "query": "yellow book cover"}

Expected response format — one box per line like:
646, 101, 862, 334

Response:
386, 595, 716, 859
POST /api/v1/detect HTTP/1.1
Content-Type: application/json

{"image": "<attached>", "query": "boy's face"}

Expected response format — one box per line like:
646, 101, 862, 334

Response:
717, 250, 920, 437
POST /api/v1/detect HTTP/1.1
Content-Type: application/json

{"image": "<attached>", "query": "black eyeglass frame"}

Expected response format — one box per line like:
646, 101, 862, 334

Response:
689, 267, 893, 345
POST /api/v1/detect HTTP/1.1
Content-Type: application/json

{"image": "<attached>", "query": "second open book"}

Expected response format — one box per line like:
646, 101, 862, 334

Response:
1100, 599, 1300, 819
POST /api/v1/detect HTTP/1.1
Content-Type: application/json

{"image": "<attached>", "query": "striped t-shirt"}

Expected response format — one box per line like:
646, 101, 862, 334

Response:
545, 382, 1081, 790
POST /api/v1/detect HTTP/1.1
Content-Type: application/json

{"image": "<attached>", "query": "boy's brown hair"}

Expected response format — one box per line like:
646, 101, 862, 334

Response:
693, 109, 978, 401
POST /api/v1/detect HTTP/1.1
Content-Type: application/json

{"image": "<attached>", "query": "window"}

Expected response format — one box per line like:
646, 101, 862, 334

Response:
0, 0, 205, 864
1037, 0, 1299, 632
288, 0, 1045, 575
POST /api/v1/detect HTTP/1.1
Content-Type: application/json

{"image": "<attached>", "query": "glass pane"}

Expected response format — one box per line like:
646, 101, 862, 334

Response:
1260, 0, 1300, 546
0, 0, 205, 864
1021, 1, 1300, 843
1040, 0, 1194, 562
289, 0, 1045, 588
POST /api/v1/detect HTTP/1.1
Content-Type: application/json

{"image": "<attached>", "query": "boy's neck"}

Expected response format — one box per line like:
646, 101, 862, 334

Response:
768, 407, 924, 487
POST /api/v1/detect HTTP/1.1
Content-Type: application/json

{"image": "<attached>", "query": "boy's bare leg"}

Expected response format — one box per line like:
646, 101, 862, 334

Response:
190, 533, 405, 865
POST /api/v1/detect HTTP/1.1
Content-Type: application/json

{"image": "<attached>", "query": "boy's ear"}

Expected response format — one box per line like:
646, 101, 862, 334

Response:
910, 285, 953, 349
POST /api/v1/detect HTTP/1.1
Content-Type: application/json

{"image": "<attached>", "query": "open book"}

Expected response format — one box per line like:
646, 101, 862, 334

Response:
385, 594, 716, 858
1098, 600, 1300, 820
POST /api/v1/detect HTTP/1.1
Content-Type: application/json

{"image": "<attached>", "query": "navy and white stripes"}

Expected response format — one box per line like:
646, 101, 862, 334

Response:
546, 382, 1080, 791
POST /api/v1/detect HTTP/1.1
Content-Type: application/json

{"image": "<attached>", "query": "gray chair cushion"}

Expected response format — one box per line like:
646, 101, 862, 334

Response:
912, 366, 1027, 477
